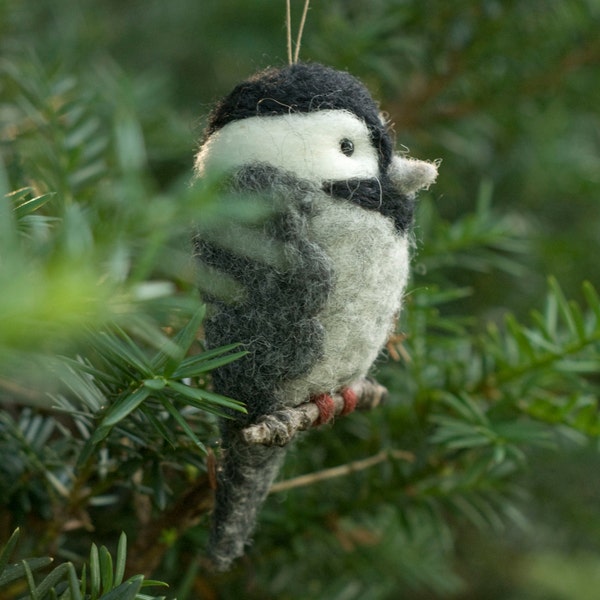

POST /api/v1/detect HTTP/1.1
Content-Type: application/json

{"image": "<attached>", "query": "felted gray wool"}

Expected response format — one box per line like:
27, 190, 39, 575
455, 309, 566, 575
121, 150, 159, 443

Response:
194, 62, 438, 570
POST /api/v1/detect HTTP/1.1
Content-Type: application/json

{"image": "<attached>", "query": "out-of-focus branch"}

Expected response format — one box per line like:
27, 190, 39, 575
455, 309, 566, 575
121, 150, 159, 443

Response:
270, 448, 415, 494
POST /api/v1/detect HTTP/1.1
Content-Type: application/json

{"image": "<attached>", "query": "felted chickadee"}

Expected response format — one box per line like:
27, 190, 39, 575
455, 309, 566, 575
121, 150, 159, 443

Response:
194, 62, 437, 570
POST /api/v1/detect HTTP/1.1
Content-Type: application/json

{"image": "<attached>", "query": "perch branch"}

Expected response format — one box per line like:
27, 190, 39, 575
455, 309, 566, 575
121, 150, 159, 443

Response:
270, 448, 415, 494
240, 378, 387, 446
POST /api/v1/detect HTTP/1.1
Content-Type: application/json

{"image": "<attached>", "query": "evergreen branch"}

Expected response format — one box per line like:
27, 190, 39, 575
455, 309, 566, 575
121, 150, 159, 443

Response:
0, 529, 168, 599
483, 278, 600, 389
416, 182, 529, 277
125, 448, 417, 576
1, 5, 598, 595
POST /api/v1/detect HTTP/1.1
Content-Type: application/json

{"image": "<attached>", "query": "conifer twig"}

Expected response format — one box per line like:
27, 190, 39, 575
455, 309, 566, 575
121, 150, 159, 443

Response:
240, 378, 388, 446
270, 448, 415, 494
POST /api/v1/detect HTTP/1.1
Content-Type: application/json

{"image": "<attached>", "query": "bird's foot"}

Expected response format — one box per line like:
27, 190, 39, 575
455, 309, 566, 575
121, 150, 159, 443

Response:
241, 380, 388, 445
340, 386, 358, 415
312, 393, 335, 425
312, 387, 358, 426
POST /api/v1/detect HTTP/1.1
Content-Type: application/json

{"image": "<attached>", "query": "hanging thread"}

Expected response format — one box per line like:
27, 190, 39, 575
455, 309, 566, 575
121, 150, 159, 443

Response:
286, 0, 293, 65
286, 0, 311, 65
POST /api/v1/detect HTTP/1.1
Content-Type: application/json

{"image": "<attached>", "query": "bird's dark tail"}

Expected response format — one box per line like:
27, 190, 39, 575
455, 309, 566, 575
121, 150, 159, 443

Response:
209, 429, 286, 570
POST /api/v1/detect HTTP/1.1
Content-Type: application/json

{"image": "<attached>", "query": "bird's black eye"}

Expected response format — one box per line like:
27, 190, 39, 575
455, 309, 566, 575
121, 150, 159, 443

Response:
340, 138, 355, 157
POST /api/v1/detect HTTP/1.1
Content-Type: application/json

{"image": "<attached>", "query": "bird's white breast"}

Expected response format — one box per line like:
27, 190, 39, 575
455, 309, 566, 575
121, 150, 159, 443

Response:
281, 194, 409, 405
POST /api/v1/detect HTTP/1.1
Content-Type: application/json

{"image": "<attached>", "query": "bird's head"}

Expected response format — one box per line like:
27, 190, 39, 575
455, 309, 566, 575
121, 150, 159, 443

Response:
195, 63, 437, 230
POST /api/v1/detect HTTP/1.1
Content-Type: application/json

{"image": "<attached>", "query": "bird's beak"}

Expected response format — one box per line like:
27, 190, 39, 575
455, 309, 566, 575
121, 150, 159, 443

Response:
388, 155, 440, 195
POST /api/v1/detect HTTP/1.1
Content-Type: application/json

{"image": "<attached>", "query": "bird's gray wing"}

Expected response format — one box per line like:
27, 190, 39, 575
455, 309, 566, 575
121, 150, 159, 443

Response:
194, 163, 334, 422
194, 164, 333, 570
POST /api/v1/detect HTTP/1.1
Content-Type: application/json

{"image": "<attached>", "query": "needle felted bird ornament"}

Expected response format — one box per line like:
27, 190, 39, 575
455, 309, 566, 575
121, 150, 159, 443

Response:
193, 62, 438, 570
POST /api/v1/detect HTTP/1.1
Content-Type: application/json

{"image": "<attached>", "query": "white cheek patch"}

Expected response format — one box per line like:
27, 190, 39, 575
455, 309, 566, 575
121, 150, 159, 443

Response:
195, 110, 380, 183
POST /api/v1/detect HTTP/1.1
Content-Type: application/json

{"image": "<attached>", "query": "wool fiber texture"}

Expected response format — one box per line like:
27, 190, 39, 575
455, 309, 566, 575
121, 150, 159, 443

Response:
196, 163, 407, 570
203, 62, 393, 170
193, 62, 438, 570
195, 110, 380, 184
323, 175, 415, 234
196, 165, 334, 421
196, 164, 334, 571
279, 193, 408, 405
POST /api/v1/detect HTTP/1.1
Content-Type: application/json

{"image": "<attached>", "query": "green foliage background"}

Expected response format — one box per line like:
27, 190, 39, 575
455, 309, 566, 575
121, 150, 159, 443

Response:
1, 0, 599, 598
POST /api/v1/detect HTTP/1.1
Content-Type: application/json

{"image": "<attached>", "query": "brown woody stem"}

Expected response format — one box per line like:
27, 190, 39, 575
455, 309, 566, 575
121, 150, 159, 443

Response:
270, 448, 415, 494
240, 378, 388, 447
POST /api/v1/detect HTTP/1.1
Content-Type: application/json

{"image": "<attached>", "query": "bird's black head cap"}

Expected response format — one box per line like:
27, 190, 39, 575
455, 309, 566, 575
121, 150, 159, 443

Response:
205, 62, 393, 169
